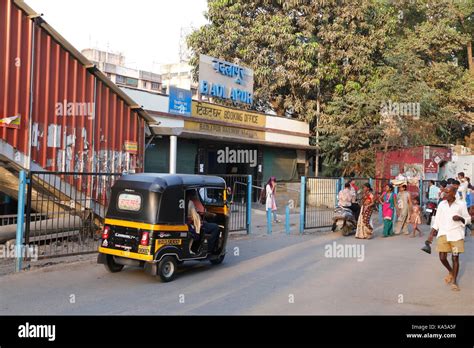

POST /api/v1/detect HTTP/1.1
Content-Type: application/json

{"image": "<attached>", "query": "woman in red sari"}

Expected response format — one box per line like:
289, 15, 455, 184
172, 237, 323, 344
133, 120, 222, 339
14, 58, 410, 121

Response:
355, 183, 375, 239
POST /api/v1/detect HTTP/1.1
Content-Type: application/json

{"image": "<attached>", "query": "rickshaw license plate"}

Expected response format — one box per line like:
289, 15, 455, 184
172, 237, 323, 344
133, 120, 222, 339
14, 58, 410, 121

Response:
426, 208, 433, 213
156, 239, 182, 247
138, 245, 151, 254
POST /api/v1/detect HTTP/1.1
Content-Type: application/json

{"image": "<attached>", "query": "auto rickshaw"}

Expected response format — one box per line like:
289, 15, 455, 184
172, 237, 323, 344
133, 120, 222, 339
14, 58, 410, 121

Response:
97, 173, 229, 282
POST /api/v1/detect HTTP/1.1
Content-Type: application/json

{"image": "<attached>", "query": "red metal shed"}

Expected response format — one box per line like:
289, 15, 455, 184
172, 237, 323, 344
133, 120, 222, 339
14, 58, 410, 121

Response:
375, 145, 452, 180
0, 0, 152, 174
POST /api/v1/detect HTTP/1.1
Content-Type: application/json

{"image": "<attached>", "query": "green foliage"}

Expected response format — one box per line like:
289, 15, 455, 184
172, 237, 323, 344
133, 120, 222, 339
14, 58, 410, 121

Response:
188, 0, 474, 176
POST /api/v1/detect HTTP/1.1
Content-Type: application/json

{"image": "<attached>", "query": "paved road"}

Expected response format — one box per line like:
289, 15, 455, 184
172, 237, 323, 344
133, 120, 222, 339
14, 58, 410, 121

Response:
0, 225, 473, 315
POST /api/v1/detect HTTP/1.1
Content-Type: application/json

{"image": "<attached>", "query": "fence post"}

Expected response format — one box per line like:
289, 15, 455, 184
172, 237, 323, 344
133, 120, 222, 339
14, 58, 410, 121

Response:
336, 177, 343, 207
246, 175, 252, 234
285, 205, 290, 235
299, 176, 305, 234
15, 170, 27, 272
25, 171, 32, 245
267, 208, 272, 234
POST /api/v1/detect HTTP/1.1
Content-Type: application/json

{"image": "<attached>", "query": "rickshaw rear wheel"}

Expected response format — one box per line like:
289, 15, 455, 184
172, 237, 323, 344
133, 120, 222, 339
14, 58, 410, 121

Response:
210, 254, 225, 265
104, 255, 124, 273
157, 256, 177, 282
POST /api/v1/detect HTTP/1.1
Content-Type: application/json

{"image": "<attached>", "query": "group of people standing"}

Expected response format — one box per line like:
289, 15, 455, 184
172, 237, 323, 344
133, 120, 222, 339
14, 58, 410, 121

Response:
338, 172, 474, 242
379, 183, 423, 238
337, 180, 374, 239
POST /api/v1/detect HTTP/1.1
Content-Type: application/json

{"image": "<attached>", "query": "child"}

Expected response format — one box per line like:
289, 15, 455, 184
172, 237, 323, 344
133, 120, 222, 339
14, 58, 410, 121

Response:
409, 197, 422, 237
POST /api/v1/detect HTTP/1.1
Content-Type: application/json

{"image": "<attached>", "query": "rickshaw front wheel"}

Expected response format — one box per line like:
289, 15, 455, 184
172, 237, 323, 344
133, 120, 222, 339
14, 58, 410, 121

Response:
157, 256, 177, 282
210, 254, 225, 265
104, 255, 124, 273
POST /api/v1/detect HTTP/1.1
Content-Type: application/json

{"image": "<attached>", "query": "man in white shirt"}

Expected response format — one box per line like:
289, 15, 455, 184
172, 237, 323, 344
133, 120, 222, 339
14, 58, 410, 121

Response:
428, 180, 440, 202
426, 185, 471, 291
338, 183, 353, 208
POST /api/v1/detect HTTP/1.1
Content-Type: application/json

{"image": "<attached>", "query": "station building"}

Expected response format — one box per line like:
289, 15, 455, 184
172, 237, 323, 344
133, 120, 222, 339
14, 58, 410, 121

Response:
121, 87, 316, 187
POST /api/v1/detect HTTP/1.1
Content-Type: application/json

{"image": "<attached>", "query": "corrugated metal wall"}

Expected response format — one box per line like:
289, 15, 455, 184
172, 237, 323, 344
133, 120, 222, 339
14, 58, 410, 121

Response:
0, 0, 32, 155
0, 0, 145, 174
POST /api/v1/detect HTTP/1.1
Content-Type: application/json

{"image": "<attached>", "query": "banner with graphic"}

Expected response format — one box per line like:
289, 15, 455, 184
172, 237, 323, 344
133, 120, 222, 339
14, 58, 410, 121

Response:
0, 114, 20, 129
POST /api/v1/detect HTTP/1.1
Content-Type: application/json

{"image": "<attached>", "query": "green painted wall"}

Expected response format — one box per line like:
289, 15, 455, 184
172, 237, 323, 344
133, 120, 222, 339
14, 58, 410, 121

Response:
263, 147, 298, 182
145, 137, 197, 174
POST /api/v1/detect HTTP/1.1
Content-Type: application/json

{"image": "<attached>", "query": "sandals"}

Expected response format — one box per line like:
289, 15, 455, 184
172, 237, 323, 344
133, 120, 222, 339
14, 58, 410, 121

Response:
451, 284, 460, 291
444, 274, 454, 285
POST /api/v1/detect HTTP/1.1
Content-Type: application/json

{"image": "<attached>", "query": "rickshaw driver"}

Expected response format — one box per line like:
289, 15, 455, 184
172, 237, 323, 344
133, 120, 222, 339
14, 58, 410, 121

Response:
187, 190, 220, 252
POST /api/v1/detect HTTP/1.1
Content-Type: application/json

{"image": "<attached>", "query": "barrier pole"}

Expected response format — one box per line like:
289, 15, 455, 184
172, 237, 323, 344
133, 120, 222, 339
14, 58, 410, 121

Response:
299, 176, 305, 234
285, 205, 290, 235
267, 208, 272, 234
246, 175, 252, 234
15, 170, 27, 272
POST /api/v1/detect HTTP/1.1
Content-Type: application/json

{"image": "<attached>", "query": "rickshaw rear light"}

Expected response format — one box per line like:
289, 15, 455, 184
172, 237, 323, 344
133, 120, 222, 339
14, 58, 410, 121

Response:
140, 231, 150, 246
102, 225, 110, 240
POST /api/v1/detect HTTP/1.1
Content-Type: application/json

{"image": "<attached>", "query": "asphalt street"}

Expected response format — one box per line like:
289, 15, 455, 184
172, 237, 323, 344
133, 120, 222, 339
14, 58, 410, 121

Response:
0, 222, 473, 315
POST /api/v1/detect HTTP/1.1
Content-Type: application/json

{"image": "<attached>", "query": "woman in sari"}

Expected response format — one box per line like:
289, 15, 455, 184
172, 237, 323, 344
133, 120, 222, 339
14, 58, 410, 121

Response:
355, 183, 375, 239
379, 183, 397, 237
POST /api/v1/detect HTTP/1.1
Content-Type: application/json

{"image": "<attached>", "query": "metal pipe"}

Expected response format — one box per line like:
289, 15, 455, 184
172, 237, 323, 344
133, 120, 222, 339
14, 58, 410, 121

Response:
27, 18, 36, 171
15, 170, 27, 272
267, 208, 272, 234
246, 174, 252, 234
299, 176, 305, 234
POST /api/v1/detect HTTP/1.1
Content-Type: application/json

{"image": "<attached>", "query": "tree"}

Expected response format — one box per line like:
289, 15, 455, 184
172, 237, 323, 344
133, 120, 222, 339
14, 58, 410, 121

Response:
188, 0, 474, 177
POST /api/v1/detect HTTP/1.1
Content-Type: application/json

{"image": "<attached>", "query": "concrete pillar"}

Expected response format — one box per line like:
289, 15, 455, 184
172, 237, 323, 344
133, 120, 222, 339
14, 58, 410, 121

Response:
169, 135, 177, 174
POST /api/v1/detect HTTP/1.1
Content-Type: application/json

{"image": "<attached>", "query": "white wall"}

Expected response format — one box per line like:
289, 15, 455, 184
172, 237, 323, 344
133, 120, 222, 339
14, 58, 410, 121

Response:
265, 115, 309, 134
440, 154, 474, 179
265, 132, 309, 146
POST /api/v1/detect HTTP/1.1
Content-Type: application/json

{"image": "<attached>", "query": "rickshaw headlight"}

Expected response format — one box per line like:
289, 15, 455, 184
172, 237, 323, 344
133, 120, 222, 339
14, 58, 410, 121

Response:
102, 225, 110, 240
140, 231, 150, 246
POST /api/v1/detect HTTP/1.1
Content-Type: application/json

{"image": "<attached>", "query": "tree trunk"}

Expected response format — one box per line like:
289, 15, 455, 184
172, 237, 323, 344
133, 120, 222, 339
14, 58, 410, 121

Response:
380, 140, 389, 178
467, 40, 473, 75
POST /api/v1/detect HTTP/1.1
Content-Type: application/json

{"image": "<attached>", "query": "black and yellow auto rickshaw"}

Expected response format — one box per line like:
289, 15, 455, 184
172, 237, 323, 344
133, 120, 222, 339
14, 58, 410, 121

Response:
97, 174, 229, 282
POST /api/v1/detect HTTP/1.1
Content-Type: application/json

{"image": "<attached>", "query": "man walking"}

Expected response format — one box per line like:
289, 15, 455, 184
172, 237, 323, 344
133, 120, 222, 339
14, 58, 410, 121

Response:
425, 185, 471, 291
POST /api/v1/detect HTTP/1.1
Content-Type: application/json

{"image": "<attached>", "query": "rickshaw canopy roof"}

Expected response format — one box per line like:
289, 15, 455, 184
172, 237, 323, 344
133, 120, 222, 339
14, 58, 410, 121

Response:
114, 173, 226, 192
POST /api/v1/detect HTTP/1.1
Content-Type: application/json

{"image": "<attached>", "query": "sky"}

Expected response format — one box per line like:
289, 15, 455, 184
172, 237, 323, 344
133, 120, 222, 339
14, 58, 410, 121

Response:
26, 0, 209, 72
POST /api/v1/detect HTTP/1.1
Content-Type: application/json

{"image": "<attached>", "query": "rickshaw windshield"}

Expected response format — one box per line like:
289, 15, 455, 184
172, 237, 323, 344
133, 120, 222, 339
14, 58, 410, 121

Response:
198, 187, 225, 206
